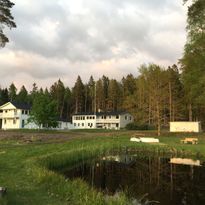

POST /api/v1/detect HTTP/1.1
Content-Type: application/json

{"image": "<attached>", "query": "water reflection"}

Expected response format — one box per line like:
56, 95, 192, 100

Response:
170, 158, 201, 166
62, 154, 205, 205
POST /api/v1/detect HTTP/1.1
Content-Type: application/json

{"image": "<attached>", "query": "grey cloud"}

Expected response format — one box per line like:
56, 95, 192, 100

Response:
0, 0, 186, 88
7, 0, 186, 63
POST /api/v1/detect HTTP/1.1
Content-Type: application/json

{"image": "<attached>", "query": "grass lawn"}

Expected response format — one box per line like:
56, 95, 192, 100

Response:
0, 130, 205, 205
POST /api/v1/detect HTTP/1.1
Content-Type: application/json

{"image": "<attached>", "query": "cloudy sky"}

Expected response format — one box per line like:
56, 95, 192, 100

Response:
0, 0, 187, 90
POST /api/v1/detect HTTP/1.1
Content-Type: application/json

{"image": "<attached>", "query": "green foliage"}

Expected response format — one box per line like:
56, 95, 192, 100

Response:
0, 0, 16, 47
8, 83, 17, 101
15, 85, 28, 103
125, 122, 154, 130
1, 130, 205, 204
29, 93, 58, 128
72, 76, 85, 113
180, 0, 205, 121
0, 88, 9, 105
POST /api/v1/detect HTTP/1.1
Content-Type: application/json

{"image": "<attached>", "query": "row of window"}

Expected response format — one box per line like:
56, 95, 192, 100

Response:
74, 116, 95, 120
4, 119, 18, 125
125, 116, 132, 120
74, 115, 120, 120
22, 110, 29, 115
74, 115, 133, 120
4, 119, 25, 127
74, 123, 94, 127
1, 109, 29, 115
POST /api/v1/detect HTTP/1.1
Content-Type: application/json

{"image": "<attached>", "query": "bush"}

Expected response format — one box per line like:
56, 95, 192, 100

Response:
125, 122, 154, 130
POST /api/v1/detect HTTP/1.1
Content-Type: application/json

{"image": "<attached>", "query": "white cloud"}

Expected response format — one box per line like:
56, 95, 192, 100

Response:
0, 0, 187, 90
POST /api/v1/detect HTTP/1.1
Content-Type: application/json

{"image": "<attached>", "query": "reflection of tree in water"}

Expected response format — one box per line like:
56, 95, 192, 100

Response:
63, 155, 205, 205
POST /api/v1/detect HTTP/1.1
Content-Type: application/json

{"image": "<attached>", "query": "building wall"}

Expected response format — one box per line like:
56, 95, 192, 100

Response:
170, 122, 202, 133
0, 108, 38, 130
72, 113, 133, 130
57, 121, 74, 130
72, 115, 96, 129
119, 113, 133, 128
0, 102, 72, 130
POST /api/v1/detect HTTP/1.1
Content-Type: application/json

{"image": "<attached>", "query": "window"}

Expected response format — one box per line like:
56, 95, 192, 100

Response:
4, 119, 6, 124
87, 116, 89, 119
22, 110, 24, 115
25, 110, 28, 115
13, 119, 16, 124
116, 115, 119, 119
125, 116, 127, 120
109, 116, 111, 119
90, 123, 93, 127
22, 120, 25, 128
82, 123, 84, 126
74, 123, 76, 126
93, 116, 95, 119
78, 123, 80, 126
83, 117, 85, 120
116, 123, 119, 127
88, 123, 90, 126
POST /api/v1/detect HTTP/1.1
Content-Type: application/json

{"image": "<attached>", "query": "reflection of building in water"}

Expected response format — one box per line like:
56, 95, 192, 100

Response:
102, 155, 135, 165
170, 158, 201, 166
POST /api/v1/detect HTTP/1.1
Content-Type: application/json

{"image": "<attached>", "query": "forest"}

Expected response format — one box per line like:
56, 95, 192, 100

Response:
0, 0, 204, 130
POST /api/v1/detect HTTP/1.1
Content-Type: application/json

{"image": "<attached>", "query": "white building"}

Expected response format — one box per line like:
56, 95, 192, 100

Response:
170, 121, 202, 133
0, 102, 72, 130
72, 111, 133, 130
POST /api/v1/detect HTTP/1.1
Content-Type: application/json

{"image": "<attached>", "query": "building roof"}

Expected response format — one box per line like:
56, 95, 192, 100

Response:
58, 117, 71, 123
10, 102, 31, 110
73, 111, 130, 116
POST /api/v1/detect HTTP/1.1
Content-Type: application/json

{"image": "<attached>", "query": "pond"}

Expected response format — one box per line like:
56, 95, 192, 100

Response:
62, 152, 205, 205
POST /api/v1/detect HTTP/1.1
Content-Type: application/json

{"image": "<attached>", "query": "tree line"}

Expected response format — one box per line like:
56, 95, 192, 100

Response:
0, 64, 192, 128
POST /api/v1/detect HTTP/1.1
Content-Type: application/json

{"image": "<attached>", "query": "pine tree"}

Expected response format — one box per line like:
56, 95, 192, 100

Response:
0, 0, 16, 47
72, 76, 85, 113
50, 79, 65, 118
16, 85, 28, 104
8, 82, 17, 102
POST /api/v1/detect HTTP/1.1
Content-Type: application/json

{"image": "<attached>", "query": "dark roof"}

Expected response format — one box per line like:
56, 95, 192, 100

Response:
58, 117, 71, 123
73, 111, 130, 116
11, 102, 31, 110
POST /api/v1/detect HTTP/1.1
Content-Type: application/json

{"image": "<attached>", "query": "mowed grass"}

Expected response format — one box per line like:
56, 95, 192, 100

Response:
0, 130, 205, 205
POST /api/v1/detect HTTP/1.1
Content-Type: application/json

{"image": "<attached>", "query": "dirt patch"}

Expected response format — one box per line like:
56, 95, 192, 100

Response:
0, 130, 130, 144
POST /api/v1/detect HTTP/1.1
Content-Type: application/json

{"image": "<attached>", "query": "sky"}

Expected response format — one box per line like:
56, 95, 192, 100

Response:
0, 0, 188, 90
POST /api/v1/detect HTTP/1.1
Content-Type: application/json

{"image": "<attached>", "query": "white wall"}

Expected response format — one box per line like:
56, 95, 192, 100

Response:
57, 121, 74, 130
120, 113, 133, 128
72, 115, 96, 129
72, 112, 133, 129
170, 122, 202, 133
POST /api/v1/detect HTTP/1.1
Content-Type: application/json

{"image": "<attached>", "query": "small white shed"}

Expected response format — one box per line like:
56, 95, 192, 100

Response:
170, 121, 202, 133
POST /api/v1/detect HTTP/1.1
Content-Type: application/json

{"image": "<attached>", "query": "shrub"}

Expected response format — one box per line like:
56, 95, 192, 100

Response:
125, 122, 154, 130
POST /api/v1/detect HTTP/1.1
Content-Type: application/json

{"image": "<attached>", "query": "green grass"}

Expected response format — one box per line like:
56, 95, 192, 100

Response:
0, 130, 205, 204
